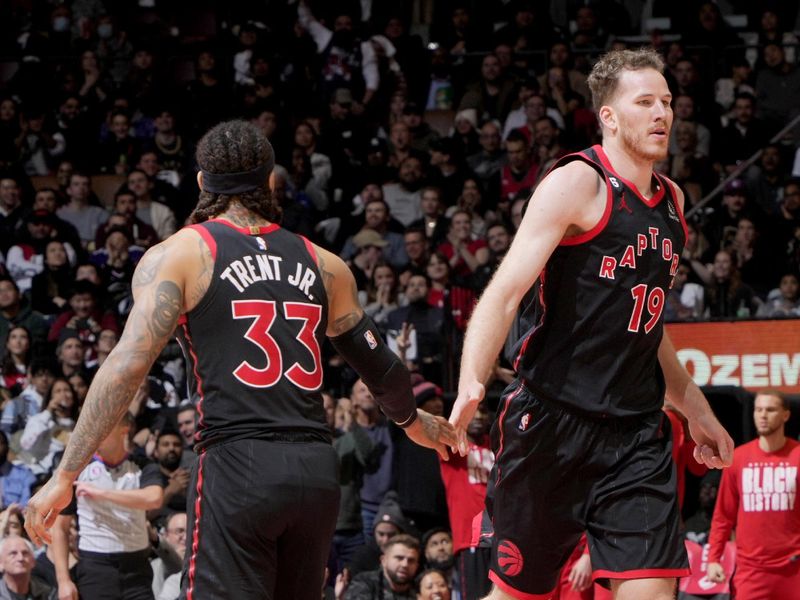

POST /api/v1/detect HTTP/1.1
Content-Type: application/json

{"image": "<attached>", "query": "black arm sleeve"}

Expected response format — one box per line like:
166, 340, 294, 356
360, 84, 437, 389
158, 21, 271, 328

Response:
329, 314, 417, 428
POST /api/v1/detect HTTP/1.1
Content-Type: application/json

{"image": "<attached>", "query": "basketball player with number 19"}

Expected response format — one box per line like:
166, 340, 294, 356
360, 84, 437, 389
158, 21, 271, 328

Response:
448, 48, 734, 600
25, 120, 456, 600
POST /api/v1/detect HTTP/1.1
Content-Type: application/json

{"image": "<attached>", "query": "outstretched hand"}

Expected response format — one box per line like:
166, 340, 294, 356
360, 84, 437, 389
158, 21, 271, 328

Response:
688, 411, 734, 469
404, 409, 457, 460
24, 474, 74, 547
448, 380, 485, 456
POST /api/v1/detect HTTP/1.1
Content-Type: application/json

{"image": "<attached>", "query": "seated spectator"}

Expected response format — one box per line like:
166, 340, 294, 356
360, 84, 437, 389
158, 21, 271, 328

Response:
436, 210, 489, 281
0, 431, 36, 508
126, 169, 176, 241
755, 43, 800, 135
458, 53, 515, 123
359, 263, 403, 332
428, 138, 468, 206
0, 536, 54, 600
467, 120, 505, 195
387, 122, 422, 173
0, 503, 25, 538
0, 278, 48, 356
715, 93, 766, 172
446, 178, 488, 238
97, 110, 140, 174
66, 371, 91, 405
347, 502, 407, 578
684, 471, 721, 545
0, 178, 26, 256
499, 131, 538, 209
757, 272, 800, 318
151, 512, 186, 600
417, 568, 452, 600
90, 226, 144, 315
176, 404, 197, 450
142, 430, 190, 527
704, 250, 760, 318
409, 187, 448, 249
18, 377, 78, 475
403, 103, 440, 155
703, 178, 753, 252
745, 144, 787, 217
17, 107, 66, 176
1, 325, 30, 397
344, 534, 420, 599
383, 157, 425, 228
340, 200, 408, 274
398, 228, 429, 287
664, 260, 704, 322
6, 211, 76, 294
425, 252, 476, 332
730, 217, 780, 296
55, 331, 86, 380
293, 121, 333, 195
29, 240, 74, 317
56, 173, 109, 249
1, 360, 55, 434
97, 189, 159, 249
85, 329, 117, 371
451, 109, 480, 158
386, 275, 444, 379
47, 281, 118, 349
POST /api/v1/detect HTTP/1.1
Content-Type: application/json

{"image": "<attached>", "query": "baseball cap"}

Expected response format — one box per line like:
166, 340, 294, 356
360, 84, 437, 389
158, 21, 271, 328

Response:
723, 178, 746, 195
413, 380, 443, 407
353, 229, 388, 249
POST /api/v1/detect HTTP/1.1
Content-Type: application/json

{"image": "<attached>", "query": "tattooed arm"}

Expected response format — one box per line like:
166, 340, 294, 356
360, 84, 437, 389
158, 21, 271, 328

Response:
311, 244, 455, 458
24, 229, 213, 545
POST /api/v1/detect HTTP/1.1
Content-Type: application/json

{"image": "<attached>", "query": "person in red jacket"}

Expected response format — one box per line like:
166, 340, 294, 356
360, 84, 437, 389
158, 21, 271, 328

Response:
707, 391, 800, 599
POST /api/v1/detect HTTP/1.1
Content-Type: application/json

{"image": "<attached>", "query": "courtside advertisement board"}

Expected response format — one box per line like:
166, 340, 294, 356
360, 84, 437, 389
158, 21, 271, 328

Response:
667, 320, 800, 394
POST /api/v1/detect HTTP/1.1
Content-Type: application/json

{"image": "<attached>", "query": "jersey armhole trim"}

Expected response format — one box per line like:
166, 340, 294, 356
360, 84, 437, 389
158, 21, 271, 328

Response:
299, 235, 318, 266
186, 223, 218, 261
558, 154, 613, 247
660, 175, 690, 241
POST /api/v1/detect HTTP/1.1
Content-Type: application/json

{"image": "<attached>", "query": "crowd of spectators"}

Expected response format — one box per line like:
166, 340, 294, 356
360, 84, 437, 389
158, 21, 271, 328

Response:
0, 0, 799, 598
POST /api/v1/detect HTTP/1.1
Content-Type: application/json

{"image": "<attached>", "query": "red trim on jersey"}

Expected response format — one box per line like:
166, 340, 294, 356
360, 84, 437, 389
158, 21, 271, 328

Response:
186, 451, 206, 600
494, 385, 525, 487
186, 224, 218, 261
593, 145, 665, 208
299, 235, 318, 266
180, 323, 206, 434
559, 153, 614, 246
488, 570, 556, 599
592, 568, 690, 582
659, 175, 689, 241
208, 217, 280, 236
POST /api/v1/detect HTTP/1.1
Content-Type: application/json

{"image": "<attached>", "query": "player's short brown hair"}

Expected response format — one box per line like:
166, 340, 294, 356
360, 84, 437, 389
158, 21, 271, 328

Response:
383, 533, 420, 554
587, 47, 665, 109
756, 389, 789, 410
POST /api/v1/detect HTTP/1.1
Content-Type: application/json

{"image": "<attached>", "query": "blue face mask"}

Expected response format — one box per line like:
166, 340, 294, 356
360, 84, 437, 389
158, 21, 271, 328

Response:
97, 23, 114, 39
52, 16, 70, 32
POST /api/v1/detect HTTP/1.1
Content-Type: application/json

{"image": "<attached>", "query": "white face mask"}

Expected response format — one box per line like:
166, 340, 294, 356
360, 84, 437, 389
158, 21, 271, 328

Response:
52, 16, 70, 32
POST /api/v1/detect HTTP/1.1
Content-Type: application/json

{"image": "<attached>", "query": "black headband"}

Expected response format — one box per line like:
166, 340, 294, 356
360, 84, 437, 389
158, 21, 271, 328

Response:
200, 155, 274, 195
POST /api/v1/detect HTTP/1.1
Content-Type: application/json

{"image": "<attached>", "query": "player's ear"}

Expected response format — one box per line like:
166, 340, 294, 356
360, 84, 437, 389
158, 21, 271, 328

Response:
598, 105, 616, 132
196, 171, 203, 189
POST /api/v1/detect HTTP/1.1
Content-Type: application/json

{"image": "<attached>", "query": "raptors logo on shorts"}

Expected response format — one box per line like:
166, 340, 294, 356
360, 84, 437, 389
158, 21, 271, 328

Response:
497, 539, 524, 577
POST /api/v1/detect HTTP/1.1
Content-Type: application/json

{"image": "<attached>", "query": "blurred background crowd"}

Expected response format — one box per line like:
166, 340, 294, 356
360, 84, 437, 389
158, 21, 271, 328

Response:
0, 1, 799, 599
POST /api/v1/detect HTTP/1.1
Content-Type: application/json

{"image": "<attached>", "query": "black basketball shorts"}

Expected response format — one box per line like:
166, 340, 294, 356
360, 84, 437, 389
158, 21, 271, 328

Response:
179, 437, 340, 600
486, 382, 689, 598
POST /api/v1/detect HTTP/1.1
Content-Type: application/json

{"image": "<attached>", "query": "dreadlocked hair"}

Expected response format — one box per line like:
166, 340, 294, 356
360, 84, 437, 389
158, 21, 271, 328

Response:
190, 119, 281, 224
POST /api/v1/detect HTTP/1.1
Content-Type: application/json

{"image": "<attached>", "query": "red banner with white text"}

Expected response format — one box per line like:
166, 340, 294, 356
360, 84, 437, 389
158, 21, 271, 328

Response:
666, 320, 800, 394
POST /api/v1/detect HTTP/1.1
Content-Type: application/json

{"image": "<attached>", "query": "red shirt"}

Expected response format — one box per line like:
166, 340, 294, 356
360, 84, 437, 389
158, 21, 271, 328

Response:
437, 239, 487, 279
440, 436, 494, 552
500, 163, 539, 202
708, 438, 800, 569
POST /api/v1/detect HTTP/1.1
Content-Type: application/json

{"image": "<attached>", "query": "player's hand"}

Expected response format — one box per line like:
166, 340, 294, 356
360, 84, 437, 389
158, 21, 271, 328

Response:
688, 411, 734, 469
706, 562, 726, 583
24, 474, 74, 547
404, 409, 457, 460
57, 579, 79, 600
567, 553, 592, 591
449, 380, 485, 456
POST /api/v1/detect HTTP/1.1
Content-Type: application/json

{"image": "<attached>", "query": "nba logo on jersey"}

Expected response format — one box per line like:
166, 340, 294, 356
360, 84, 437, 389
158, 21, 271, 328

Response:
364, 330, 378, 349
519, 413, 531, 431
256, 237, 268, 251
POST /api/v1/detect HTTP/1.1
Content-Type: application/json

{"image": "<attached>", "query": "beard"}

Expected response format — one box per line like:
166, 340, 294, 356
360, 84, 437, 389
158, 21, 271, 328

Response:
161, 452, 181, 471
387, 568, 412, 585
756, 422, 782, 437
427, 555, 455, 571
619, 118, 669, 162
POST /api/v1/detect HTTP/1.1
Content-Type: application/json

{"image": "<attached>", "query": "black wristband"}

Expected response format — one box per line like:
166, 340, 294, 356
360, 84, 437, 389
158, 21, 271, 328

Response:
394, 409, 418, 429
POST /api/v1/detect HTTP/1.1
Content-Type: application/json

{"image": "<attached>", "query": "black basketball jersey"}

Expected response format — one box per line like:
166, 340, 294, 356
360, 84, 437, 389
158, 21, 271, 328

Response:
513, 145, 688, 417
175, 219, 330, 449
